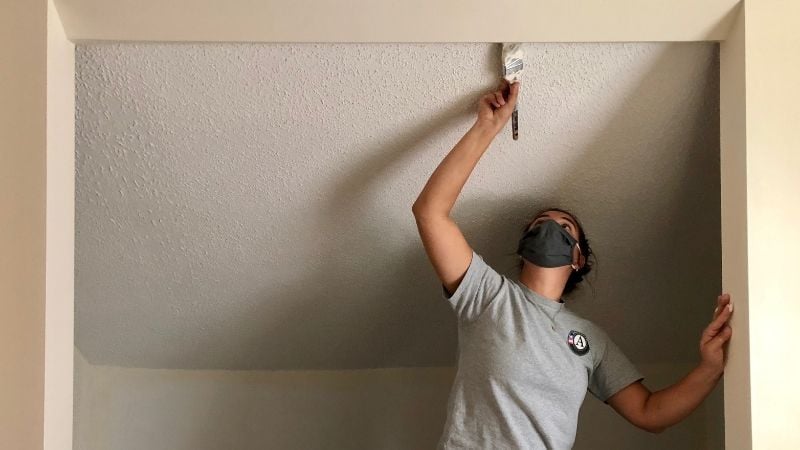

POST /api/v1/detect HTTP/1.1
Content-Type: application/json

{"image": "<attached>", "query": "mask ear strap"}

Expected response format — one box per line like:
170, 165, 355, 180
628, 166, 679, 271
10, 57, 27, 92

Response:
571, 243, 582, 271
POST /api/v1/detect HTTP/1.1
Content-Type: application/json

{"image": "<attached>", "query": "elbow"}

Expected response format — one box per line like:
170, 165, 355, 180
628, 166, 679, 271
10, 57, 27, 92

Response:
643, 423, 667, 434
412, 201, 449, 219
637, 409, 666, 434
639, 393, 667, 434
412, 201, 436, 217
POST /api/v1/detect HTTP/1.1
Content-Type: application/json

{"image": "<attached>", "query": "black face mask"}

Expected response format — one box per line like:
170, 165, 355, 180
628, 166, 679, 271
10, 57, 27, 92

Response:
517, 219, 580, 268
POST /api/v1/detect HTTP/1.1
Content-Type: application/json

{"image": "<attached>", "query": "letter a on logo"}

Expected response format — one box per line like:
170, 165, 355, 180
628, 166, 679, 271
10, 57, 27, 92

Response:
567, 330, 590, 356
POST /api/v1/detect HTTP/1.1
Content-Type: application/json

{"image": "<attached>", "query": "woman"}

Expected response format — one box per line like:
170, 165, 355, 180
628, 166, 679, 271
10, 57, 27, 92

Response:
411, 79, 734, 449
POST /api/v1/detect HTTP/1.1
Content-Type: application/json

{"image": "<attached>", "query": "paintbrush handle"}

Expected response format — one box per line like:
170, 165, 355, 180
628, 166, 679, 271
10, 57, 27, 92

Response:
512, 107, 518, 140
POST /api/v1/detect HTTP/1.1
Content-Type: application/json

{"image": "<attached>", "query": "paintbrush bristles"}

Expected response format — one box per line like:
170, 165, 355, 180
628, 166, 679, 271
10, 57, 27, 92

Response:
502, 43, 524, 84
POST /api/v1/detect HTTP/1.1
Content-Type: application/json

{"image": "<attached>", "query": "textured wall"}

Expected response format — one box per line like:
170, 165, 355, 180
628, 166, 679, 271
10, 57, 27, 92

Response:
73, 347, 722, 450
75, 42, 720, 370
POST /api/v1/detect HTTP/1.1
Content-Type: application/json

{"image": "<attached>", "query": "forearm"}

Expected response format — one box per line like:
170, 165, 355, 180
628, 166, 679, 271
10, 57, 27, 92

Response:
644, 363, 723, 432
412, 122, 497, 216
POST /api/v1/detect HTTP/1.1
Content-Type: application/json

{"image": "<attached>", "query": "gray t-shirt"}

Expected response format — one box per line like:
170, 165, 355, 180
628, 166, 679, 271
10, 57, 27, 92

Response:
437, 250, 644, 450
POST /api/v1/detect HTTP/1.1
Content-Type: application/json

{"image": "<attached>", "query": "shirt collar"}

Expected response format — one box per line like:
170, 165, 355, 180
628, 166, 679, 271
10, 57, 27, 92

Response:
514, 280, 565, 310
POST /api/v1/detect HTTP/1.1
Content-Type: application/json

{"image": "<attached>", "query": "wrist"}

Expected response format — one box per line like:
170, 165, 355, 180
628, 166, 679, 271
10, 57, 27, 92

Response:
697, 361, 724, 379
472, 121, 499, 139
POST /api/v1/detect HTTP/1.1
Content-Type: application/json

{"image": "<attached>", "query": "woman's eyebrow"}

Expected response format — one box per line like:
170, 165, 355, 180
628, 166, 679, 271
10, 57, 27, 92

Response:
562, 217, 578, 228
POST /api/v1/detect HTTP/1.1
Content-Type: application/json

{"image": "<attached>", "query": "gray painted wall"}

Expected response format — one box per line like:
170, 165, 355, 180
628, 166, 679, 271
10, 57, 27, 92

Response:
75, 42, 721, 370
74, 42, 722, 447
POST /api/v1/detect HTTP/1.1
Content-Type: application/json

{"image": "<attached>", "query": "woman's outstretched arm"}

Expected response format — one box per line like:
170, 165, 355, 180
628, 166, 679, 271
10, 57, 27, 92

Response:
412, 80, 520, 217
412, 80, 519, 295
607, 293, 734, 433
411, 123, 496, 217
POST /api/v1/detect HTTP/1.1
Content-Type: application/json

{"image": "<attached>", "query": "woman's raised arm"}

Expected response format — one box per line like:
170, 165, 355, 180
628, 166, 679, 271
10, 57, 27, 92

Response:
411, 80, 519, 217
412, 80, 519, 295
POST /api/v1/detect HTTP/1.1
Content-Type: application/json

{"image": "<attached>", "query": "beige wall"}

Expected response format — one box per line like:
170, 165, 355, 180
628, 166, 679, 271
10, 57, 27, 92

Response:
719, 2, 800, 448
1, 0, 48, 448
0, 0, 74, 448
53, 0, 738, 42
743, 1, 800, 448
73, 347, 722, 450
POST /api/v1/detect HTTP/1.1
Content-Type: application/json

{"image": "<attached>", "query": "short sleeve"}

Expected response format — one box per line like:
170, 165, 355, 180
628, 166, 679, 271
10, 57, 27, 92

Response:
588, 330, 645, 404
441, 250, 506, 322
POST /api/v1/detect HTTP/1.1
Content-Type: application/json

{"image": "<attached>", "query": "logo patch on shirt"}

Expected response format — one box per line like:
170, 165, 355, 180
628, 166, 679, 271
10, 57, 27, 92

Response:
567, 330, 590, 356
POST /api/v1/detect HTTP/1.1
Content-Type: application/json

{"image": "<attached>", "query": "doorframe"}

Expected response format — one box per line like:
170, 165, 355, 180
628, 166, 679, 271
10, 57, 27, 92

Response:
7, 0, 798, 448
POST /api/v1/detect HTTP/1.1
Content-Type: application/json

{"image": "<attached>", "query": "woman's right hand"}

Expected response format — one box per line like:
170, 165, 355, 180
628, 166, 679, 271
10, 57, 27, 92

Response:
475, 79, 520, 135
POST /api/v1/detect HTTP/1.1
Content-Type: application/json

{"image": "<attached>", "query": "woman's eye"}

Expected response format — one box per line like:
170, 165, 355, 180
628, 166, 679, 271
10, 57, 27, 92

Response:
561, 224, 569, 229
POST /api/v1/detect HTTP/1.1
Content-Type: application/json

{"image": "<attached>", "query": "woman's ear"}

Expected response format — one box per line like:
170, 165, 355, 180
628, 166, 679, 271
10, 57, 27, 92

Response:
574, 243, 586, 270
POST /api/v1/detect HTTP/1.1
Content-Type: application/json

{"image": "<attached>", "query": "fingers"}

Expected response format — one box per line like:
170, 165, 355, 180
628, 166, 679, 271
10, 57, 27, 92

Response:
712, 293, 730, 319
712, 293, 731, 320
483, 91, 502, 108
703, 298, 734, 343
481, 93, 499, 109
507, 81, 520, 104
486, 81, 521, 109
708, 324, 733, 349
700, 293, 734, 364
494, 91, 505, 107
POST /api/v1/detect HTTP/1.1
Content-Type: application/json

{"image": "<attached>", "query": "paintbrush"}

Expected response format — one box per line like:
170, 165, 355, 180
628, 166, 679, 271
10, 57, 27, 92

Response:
502, 43, 524, 140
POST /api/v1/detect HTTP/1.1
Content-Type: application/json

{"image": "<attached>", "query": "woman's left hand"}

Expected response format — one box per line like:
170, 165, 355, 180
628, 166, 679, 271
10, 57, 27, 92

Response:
699, 293, 734, 374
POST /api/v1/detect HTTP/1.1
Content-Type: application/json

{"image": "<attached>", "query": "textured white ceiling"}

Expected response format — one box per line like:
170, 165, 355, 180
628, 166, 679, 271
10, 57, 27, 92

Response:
75, 42, 720, 370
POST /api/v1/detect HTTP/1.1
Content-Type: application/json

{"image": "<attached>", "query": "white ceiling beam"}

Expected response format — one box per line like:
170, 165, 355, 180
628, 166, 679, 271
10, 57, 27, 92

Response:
54, 0, 741, 43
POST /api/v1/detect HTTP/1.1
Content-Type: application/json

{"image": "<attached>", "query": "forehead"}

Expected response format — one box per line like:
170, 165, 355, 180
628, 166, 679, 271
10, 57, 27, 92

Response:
533, 210, 575, 223
528, 210, 580, 231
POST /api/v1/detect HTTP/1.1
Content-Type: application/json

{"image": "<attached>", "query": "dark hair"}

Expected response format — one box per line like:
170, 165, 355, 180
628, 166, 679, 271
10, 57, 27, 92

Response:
510, 207, 596, 298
